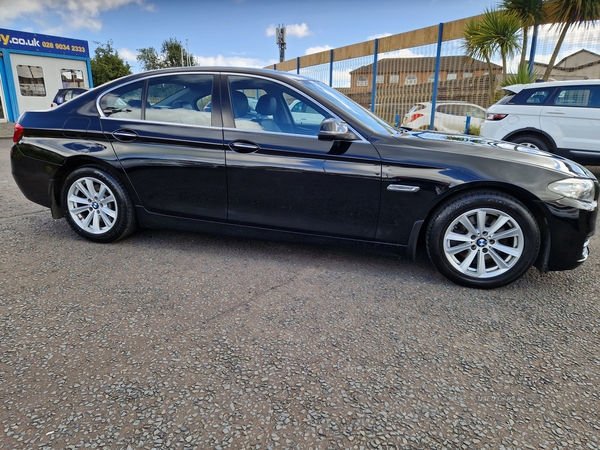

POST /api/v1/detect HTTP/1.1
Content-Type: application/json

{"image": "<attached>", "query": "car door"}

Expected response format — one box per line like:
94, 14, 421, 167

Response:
222, 74, 382, 239
99, 73, 227, 220
541, 85, 600, 154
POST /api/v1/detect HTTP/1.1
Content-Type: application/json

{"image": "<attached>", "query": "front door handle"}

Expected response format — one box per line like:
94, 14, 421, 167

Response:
229, 141, 260, 153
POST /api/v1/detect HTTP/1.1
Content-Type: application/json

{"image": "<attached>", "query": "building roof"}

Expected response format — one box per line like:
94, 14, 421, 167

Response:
530, 49, 600, 71
350, 55, 502, 74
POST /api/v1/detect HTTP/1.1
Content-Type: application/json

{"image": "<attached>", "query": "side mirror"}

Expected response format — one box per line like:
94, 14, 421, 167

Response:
318, 118, 359, 141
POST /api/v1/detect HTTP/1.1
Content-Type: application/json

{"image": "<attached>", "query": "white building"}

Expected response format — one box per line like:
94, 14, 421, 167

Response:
0, 28, 92, 123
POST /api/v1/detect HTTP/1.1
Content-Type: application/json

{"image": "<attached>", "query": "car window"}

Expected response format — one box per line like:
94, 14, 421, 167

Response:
99, 81, 145, 119
145, 74, 213, 127
510, 88, 553, 105
552, 87, 597, 107
227, 75, 330, 135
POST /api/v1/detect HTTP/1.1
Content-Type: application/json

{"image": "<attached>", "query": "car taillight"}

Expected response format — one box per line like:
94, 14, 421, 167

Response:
486, 113, 507, 121
13, 123, 24, 143
410, 113, 424, 122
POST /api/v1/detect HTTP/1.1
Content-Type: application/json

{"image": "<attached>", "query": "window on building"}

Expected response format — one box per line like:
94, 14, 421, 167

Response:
390, 74, 399, 84
405, 74, 417, 85
17, 65, 46, 97
357, 76, 368, 87
428, 73, 435, 83
376, 75, 384, 84
463, 72, 473, 78
447, 73, 457, 81
61, 69, 85, 88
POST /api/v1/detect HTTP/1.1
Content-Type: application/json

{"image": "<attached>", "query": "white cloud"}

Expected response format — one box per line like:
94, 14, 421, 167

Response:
266, 23, 312, 38
367, 32, 392, 40
380, 48, 424, 59
0, 0, 153, 32
195, 54, 274, 68
305, 45, 333, 55
118, 47, 138, 62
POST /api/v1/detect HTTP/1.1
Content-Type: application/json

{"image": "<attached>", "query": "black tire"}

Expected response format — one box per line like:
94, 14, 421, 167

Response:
426, 191, 540, 289
61, 167, 136, 243
510, 134, 550, 152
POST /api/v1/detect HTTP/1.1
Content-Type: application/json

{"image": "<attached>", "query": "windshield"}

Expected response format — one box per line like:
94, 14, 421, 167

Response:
301, 80, 397, 135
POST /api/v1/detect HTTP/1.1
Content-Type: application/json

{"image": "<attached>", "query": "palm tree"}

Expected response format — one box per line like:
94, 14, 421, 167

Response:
463, 18, 497, 102
462, 8, 522, 102
501, 0, 546, 68
542, 0, 600, 80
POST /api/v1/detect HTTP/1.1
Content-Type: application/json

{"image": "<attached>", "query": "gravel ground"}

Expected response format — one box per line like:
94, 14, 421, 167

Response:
1, 137, 599, 449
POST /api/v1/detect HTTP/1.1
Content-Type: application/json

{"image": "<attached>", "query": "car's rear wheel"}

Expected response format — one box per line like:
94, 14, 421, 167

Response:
61, 167, 136, 243
510, 134, 550, 152
426, 191, 540, 289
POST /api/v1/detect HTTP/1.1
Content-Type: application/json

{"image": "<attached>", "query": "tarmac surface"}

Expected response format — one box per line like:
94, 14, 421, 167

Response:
0, 122, 13, 139
1, 132, 600, 449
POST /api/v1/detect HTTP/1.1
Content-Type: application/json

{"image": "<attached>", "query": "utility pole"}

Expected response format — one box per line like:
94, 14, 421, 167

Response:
276, 24, 286, 63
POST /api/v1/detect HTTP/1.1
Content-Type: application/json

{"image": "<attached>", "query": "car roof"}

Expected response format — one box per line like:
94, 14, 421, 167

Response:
100, 66, 315, 89
502, 79, 600, 95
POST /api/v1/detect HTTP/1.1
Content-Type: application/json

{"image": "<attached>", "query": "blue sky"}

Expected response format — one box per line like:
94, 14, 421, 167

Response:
0, 0, 502, 72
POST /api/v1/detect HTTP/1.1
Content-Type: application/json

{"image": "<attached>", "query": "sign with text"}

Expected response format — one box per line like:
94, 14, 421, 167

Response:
0, 28, 89, 58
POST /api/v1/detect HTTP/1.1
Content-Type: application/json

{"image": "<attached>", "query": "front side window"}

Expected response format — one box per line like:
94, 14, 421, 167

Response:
61, 69, 85, 88
228, 75, 329, 135
17, 65, 46, 97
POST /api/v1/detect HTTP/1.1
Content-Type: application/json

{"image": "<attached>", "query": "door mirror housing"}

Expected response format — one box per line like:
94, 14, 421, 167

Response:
318, 118, 359, 141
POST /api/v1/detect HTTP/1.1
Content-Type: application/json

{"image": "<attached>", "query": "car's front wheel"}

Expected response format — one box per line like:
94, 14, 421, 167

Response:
426, 191, 540, 289
61, 167, 136, 243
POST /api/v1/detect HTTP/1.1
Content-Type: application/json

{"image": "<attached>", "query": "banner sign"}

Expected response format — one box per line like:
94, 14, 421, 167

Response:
0, 28, 89, 58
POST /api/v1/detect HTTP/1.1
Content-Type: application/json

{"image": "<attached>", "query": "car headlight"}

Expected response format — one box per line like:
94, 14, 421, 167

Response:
548, 178, 597, 211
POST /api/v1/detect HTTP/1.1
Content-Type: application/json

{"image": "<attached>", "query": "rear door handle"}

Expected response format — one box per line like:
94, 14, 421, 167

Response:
113, 129, 139, 142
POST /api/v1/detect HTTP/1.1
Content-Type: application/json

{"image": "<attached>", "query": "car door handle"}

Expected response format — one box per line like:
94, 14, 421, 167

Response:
113, 129, 139, 142
546, 111, 565, 115
229, 141, 260, 153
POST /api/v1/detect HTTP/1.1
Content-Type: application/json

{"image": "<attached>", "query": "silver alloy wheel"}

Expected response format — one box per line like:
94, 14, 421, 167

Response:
66, 176, 118, 234
443, 207, 524, 279
518, 142, 539, 149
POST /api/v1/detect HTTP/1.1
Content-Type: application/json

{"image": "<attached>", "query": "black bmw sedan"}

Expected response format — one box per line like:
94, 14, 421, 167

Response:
10, 67, 598, 288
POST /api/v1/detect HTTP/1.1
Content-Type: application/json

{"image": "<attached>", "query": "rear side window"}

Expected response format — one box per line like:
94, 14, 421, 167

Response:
99, 81, 144, 119
552, 86, 600, 108
508, 88, 553, 105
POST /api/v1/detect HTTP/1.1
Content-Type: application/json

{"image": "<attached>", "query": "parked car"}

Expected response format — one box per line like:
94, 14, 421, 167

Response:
50, 87, 88, 108
480, 80, 600, 165
11, 67, 598, 288
289, 99, 326, 125
402, 101, 486, 133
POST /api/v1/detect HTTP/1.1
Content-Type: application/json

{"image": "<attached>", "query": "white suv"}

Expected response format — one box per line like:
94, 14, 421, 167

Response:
480, 80, 600, 164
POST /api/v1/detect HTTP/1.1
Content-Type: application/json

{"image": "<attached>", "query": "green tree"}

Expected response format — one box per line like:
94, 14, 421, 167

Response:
137, 38, 194, 71
463, 18, 497, 102
463, 8, 521, 103
90, 40, 132, 86
501, 0, 546, 68
542, 0, 600, 80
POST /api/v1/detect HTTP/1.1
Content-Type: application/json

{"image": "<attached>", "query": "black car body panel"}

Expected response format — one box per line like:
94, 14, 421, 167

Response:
10, 67, 599, 287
